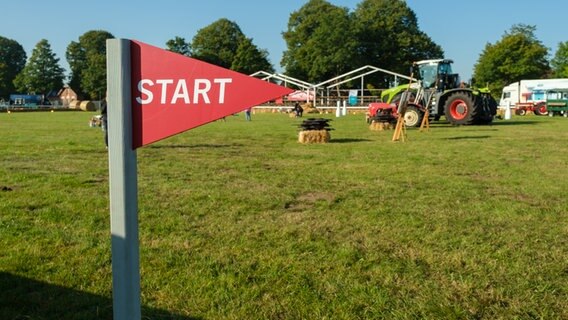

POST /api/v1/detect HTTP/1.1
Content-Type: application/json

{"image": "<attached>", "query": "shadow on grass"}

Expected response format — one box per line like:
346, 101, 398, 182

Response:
428, 119, 540, 127
148, 143, 244, 149
330, 138, 373, 143
490, 120, 540, 126
0, 272, 201, 320
443, 135, 492, 140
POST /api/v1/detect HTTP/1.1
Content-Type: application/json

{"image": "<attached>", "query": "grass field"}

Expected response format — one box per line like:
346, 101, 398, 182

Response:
1, 110, 567, 319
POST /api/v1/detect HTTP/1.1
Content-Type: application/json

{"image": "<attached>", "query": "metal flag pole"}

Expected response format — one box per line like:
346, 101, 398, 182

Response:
107, 38, 141, 320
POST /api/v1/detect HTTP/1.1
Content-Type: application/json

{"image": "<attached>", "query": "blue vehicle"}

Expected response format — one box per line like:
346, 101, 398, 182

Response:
9, 94, 44, 108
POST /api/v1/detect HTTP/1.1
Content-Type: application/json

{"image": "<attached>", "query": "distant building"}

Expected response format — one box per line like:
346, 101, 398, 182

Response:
56, 85, 78, 107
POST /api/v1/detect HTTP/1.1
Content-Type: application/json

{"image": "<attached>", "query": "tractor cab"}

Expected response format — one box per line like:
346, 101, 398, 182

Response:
414, 59, 460, 92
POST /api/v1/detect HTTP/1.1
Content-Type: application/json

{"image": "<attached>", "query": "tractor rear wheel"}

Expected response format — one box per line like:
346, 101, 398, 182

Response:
533, 102, 548, 116
444, 92, 476, 125
403, 105, 424, 127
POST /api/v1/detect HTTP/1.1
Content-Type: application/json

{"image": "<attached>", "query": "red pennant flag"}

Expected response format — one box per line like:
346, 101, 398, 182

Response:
130, 40, 293, 148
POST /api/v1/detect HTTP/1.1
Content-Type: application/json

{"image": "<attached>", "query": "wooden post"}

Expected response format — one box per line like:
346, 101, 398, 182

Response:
392, 115, 407, 142
392, 69, 415, 142
419, 109, 430, 131
392, 94, 409, 142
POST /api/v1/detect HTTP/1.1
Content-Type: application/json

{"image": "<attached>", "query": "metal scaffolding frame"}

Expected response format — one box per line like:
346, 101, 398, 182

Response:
251, 65, 414, 107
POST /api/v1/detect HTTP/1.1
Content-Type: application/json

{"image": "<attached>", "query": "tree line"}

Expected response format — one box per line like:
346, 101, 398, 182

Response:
1, 0, 567, 102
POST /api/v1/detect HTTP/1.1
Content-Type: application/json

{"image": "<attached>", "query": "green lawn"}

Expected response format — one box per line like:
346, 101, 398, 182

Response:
1, 110, 567, 319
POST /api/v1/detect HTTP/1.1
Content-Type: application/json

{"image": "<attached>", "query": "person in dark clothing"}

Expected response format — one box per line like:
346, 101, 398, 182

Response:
294, 102, 304, 117
100, 99, 108, 148
245, 108, 252, 121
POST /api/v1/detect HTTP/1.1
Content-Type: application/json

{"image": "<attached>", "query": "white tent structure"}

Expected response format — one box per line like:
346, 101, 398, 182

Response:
252, 65, 413, 107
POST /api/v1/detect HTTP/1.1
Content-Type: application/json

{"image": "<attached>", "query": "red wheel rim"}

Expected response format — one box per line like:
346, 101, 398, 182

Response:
449, 99, 468, 120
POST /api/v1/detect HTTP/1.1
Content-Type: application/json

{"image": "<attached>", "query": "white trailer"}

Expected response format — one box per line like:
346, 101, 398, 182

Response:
499, 78, 568, 115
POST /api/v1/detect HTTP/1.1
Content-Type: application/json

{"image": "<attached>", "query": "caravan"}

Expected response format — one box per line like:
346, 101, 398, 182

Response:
499, 78, 568, 115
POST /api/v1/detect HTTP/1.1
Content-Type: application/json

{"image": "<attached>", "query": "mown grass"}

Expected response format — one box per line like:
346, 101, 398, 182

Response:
1, 110, 567, 319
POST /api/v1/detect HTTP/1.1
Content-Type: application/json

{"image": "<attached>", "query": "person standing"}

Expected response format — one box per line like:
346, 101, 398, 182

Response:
294, 102, 303, 117
100, 98, 108, 148
245, 108, 252, 121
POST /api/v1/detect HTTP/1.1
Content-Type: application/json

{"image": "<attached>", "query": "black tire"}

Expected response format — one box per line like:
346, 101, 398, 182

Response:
403, 105, 424, 127
444, 92, 477, 125
475, 93, 497, 124
515, 108, 526, 116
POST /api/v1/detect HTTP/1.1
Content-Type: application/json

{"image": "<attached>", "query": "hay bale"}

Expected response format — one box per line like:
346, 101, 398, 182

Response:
369, 121, 392, 131
304, 106, 319, 114
79, 100, 96, 111
298, 130, 330, 144
69, 100, 81, 109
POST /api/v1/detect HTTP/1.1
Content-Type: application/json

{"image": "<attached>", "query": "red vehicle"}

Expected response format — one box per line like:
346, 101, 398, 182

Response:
366, 102, 399, 124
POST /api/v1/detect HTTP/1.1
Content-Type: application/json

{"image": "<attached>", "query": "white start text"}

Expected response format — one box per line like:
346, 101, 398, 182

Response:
136, 78, 232, 105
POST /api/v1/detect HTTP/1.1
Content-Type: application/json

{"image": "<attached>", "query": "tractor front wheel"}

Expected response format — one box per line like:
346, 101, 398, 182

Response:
403, 105, 424, 127
444, 92, 476, 125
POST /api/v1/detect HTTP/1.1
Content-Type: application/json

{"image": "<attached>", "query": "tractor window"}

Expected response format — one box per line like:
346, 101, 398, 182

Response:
438, 63, 453, 75
547, 91, 561, 99
532, 90, 545, 100
419, 64, 437, 88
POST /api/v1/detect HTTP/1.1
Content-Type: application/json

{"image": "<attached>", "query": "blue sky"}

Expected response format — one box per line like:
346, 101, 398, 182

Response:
1, 0, 566, 83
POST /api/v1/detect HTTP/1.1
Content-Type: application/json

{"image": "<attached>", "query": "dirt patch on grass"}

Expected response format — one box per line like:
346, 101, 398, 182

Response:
284, 191, 336, 212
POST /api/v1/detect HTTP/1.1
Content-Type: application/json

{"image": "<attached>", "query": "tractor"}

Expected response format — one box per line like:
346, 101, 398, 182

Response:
545, 88, 568, 117
370, 59, 497, 126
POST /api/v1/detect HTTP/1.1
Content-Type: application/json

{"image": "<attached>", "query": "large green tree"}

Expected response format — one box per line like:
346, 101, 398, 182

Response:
352, 0, 443, 86
13, 39, 64, 96
0, 36, 27, 99
66, 30, 114, 100
473, 24, 550, 95
166, 36, 192, 56
551, 41, 568, 78
231, 37, 274, 74
281, 0, 355, 83
191, 19, 246, 69
190, 18, 273, 75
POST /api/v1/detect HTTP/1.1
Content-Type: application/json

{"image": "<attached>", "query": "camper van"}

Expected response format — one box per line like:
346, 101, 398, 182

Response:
499, 78, 568, 115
